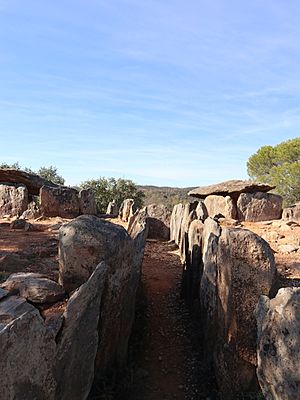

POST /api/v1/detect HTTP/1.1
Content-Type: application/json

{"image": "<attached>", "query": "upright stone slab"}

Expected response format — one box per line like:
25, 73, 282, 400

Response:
256, 288, 300, 400
237, 192, 283, 222
146, 203, 171, 240
214, 228, 276, 398
204, 195, 237, 219
40, 185, 80, 218
79, 188, 97, 215
282, 202, 300, 222
119, 198, 134, 222
170, 203, 185, 244
0, 183, 28, 217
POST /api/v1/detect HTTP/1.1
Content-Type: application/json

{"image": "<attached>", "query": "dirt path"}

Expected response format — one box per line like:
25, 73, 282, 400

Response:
117, 239, 217, 400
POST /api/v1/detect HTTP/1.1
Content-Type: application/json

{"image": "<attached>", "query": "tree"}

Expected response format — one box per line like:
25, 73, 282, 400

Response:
80, 177, 145, 213
0, 162, 21, 169
247, 138, 300, 205
36, 166, 65, 185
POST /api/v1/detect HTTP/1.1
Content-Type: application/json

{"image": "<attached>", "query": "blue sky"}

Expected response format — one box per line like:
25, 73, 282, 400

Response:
0, 0, 299, 187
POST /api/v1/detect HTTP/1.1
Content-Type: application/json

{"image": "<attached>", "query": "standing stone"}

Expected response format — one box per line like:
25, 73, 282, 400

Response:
184, 219, 204, 305
79, 188, 97, 215
0, 183, 28, 217
20, 201, 41, 219
204, 195, 237, 219
214, 228, 276, 398
195, 200, 208, 220
0, 296, 56, 400
40, 185, 80, 218
237, 192, 283, 222
170, 203, 185, 244
145, 204, 171, 240
119, 198, 134, 222
199, 217, 221, 353
59, 215, 131, 293
282, 202, 300, 222
256, 288, 300, 400
106, 200, 118, 216
55, 262, 108, 400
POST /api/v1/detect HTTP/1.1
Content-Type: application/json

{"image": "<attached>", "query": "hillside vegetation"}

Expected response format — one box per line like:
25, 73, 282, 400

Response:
138, 185, 195, 209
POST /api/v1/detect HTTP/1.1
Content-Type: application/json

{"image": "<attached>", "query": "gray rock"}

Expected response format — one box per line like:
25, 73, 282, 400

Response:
0, 253, 31, 273
145, 204, 171, 240
0, 183, 28, 218
214, 228, 276, 398
79, 188, 97, 215
195, 200, 208, 220
0, 297, 57, 400
170, 203, 185, 244
256, 287, 300, 400
10, 218, 27, 229
278, 244, 299, 254
199, 218, 221, 353
59, 215, 132, 293
119, 198, 134, 222
55, 262, 108, 400
40, 185, 80, 218
2, 273, 65, 304
189, 179, 275, 199
20, 201, 41, 220
204, 195, 237, 219
237, 192, 283, 222
106, 200, 119, 216
282, 202, 300, 222
0, 168, 58, 196
0, 288, 8, 300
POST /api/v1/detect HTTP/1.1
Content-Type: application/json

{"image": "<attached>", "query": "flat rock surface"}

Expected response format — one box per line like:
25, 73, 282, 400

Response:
188, 180, 274, 199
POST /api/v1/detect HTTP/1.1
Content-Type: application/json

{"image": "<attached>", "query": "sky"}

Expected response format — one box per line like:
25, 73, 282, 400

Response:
0, 0, 300, 187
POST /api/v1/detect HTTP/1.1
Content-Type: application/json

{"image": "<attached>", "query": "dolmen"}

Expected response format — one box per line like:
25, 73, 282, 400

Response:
188, 179, 283, 222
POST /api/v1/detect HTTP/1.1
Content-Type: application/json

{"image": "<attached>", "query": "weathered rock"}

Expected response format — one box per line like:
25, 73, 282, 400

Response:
127, 208, 149, 240
183, 219, 204, 305
0, 296, 57, 399
214, 228, 276, 398
189, 179, 275, 199
106, 200, 118, 216
0, 183, 28, 217
119, 198, 134, 222
256, 288, 300, 400
199, 217, 221, 353
55, 262, 108, 400
278, 244, 299, 254
0, 168, 58, 196
0, 253, 31, 274
282, 202, 300, 222
20, 201, 41, 220
170, 203, 185, 244
0, 288, 8, 300
179, 206, 197, 262
40, 185, 80, 218
195, 200, 208, 220
237, 192, 283, 222
10, 219, 27, 230
1, 273, 65, 304
145, 204, 171, 240
79, 188, 97, 215
204, 195, 237, 219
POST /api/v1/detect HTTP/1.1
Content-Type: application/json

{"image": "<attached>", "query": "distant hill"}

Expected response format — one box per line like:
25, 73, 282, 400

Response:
138, 185, 196, 209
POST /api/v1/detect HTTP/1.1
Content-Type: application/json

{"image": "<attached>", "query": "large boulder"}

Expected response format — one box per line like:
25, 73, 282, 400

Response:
145, 204, 171, 240
119, 198, 134, 222
189, 179, 274, 199
214, 228, 276, 398
237, 192, 283, 222
0, 168, 58, 196
40, 185, 80, 218
282, 202, 300, 222
59, 215, 132, 293
204, 195, 237, 219
256, 288, 300, 400
1, 272, 65, 304
0, 183, 28, 217
59, 214, 147, 375
78, 189, 97, 215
